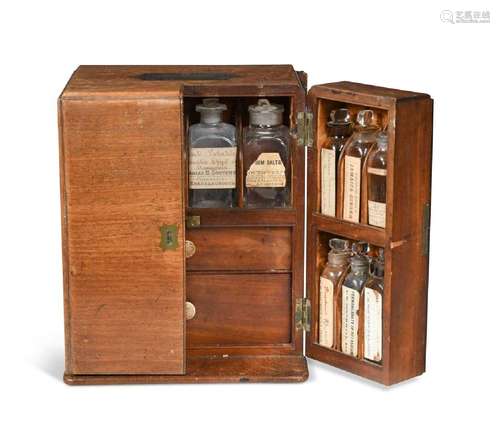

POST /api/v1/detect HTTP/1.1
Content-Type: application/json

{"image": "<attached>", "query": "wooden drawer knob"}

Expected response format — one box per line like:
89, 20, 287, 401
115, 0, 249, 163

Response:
185, 301, 196, 320
185, 240, 196, 258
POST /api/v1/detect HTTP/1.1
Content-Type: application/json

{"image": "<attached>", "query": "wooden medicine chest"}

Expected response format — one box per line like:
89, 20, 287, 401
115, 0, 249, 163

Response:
58, 65, 433, 385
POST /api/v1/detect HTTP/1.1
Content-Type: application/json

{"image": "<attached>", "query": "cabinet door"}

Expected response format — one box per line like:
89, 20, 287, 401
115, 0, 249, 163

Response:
305, 82, 433, 385
59, 96, 185, 375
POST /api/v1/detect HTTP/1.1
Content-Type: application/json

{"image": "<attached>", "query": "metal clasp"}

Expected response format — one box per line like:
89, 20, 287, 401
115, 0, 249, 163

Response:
160, 224, 179, 251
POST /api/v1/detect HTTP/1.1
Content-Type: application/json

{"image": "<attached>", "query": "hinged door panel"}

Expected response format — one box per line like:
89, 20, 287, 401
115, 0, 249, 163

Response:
59, 95, 185, 375
305, 82, 433, 385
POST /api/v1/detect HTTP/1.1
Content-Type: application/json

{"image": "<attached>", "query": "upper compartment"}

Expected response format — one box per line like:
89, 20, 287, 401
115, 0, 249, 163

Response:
307, 81, 432, 246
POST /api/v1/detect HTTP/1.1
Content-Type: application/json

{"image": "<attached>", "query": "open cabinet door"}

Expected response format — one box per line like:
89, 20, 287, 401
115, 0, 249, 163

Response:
59, 88, 186, 376
305, 82, 433, 385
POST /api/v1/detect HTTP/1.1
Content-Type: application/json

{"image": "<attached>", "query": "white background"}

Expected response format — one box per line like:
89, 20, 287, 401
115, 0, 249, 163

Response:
1, 1, 498, 446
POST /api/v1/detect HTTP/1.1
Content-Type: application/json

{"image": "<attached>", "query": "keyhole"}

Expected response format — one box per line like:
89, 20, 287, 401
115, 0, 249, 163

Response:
166, 230, 173, 246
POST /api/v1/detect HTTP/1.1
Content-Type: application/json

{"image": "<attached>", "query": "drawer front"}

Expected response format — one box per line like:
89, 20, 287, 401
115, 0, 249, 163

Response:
187, 273, 292, 347
186, 227, 292, 271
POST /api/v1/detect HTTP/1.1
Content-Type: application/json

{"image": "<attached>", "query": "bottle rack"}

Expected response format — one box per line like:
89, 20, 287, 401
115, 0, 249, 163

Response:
305, 83, 432, 384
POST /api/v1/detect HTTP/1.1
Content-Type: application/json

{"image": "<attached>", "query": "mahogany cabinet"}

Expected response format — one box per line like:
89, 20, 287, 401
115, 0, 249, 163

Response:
58, 65, 433, 385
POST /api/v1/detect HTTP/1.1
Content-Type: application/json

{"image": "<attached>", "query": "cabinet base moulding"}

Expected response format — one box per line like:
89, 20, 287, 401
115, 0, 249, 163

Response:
63, 355, 309, 385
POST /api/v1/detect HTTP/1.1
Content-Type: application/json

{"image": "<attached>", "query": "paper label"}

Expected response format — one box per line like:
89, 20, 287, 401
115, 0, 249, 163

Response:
368, 200, 386, 228
367, 167, 387, 176
189, 147, 237, 189
343, 156, 361, 223
319, 276, 335, 348
341, 286, 360, 357
246, 152, 286, 188
364, 287, 383, 363
321, 148, 336, 217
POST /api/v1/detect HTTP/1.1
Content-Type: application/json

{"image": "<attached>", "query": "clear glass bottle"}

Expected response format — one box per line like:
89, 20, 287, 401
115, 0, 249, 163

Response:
341, 251, 369, 357
362, 249, 384, 363
321, 109, 353, 217
243, 99, 290, 208
338, 110, 380, 222
188, 98, 237, 208
366, 132, 388, 228
319, 238, 351, 349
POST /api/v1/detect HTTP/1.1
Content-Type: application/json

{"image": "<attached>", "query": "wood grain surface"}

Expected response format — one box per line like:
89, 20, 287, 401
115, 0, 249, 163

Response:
187, 273, 292, 346
64, 355, 308, 384
186, 227, 292, 272
59, 95, 186, 375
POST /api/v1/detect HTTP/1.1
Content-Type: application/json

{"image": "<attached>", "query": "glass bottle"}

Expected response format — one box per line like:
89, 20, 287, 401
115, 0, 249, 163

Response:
318, 238, 351, 349
366, 132, 388, 228
341, 251, 369, 357
338, 110, 380, 222
243, 99, 290, 208
188, 98, 237, 208
362, 249, 384, 363
320, 109, 353, 217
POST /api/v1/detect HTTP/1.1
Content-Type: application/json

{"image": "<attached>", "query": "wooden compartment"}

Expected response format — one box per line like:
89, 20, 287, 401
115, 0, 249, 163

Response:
187, 273, 292, 346
186, 227, 292, 272
306, 83, 433, 385
59, 66, 432, 386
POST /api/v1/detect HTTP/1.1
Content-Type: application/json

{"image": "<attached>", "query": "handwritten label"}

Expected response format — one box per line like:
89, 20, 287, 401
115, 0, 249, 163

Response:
319, 276, 335, 348
343, 156, 361, 223
368, 201, 386, 228
364, 287, 383, 363
246, 152, 286, 188
341, 285, 360, 357
189, 147, 237, 189
321, 148, 336, 217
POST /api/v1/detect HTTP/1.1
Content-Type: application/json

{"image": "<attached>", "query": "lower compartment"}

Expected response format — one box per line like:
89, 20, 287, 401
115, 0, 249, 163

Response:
187, 273, 292, 347
63, 354, 309, 384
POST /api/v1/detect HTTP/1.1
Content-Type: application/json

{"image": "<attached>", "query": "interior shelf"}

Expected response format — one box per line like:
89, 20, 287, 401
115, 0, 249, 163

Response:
309, 212, 386, 246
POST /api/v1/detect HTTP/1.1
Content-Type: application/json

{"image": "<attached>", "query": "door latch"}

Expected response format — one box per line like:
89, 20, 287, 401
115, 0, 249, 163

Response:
160, 224, 179, 251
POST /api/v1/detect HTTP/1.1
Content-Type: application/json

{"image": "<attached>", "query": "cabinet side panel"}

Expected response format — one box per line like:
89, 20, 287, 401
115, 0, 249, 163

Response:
388, 97, 433, 383
60, 96, 185, 375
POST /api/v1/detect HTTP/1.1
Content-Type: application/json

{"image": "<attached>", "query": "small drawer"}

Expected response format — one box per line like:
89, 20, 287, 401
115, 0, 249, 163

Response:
186, 227, 292, 271
186, 272, 292, 346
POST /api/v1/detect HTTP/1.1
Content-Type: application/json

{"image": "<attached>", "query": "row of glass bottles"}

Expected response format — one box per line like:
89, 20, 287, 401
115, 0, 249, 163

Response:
188, 98, 290, 209
319, 238, 384, 363
321, 109, 387, 228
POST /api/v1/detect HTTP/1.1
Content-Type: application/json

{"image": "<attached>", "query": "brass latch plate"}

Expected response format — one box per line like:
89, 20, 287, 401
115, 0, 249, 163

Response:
160, 224, 179, 251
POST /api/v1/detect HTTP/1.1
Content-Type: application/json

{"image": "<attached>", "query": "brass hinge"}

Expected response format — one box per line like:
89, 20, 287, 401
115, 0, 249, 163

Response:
295, 297, 311, 332
422, 203, 431, 256
297, 111, 313, 147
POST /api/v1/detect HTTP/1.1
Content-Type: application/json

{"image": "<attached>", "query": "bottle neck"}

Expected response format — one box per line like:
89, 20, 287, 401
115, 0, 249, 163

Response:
250, 123, 280, 129
354, 127, 379, 143
371, 262, 385, 278
350, 264, 369, 275
200, 111, 223, 125
327, 124, 352, 138
328, 252, 350, 266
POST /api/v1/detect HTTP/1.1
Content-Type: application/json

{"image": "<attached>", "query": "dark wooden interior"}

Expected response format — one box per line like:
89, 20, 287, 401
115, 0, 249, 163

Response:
183, 91, 304, 362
